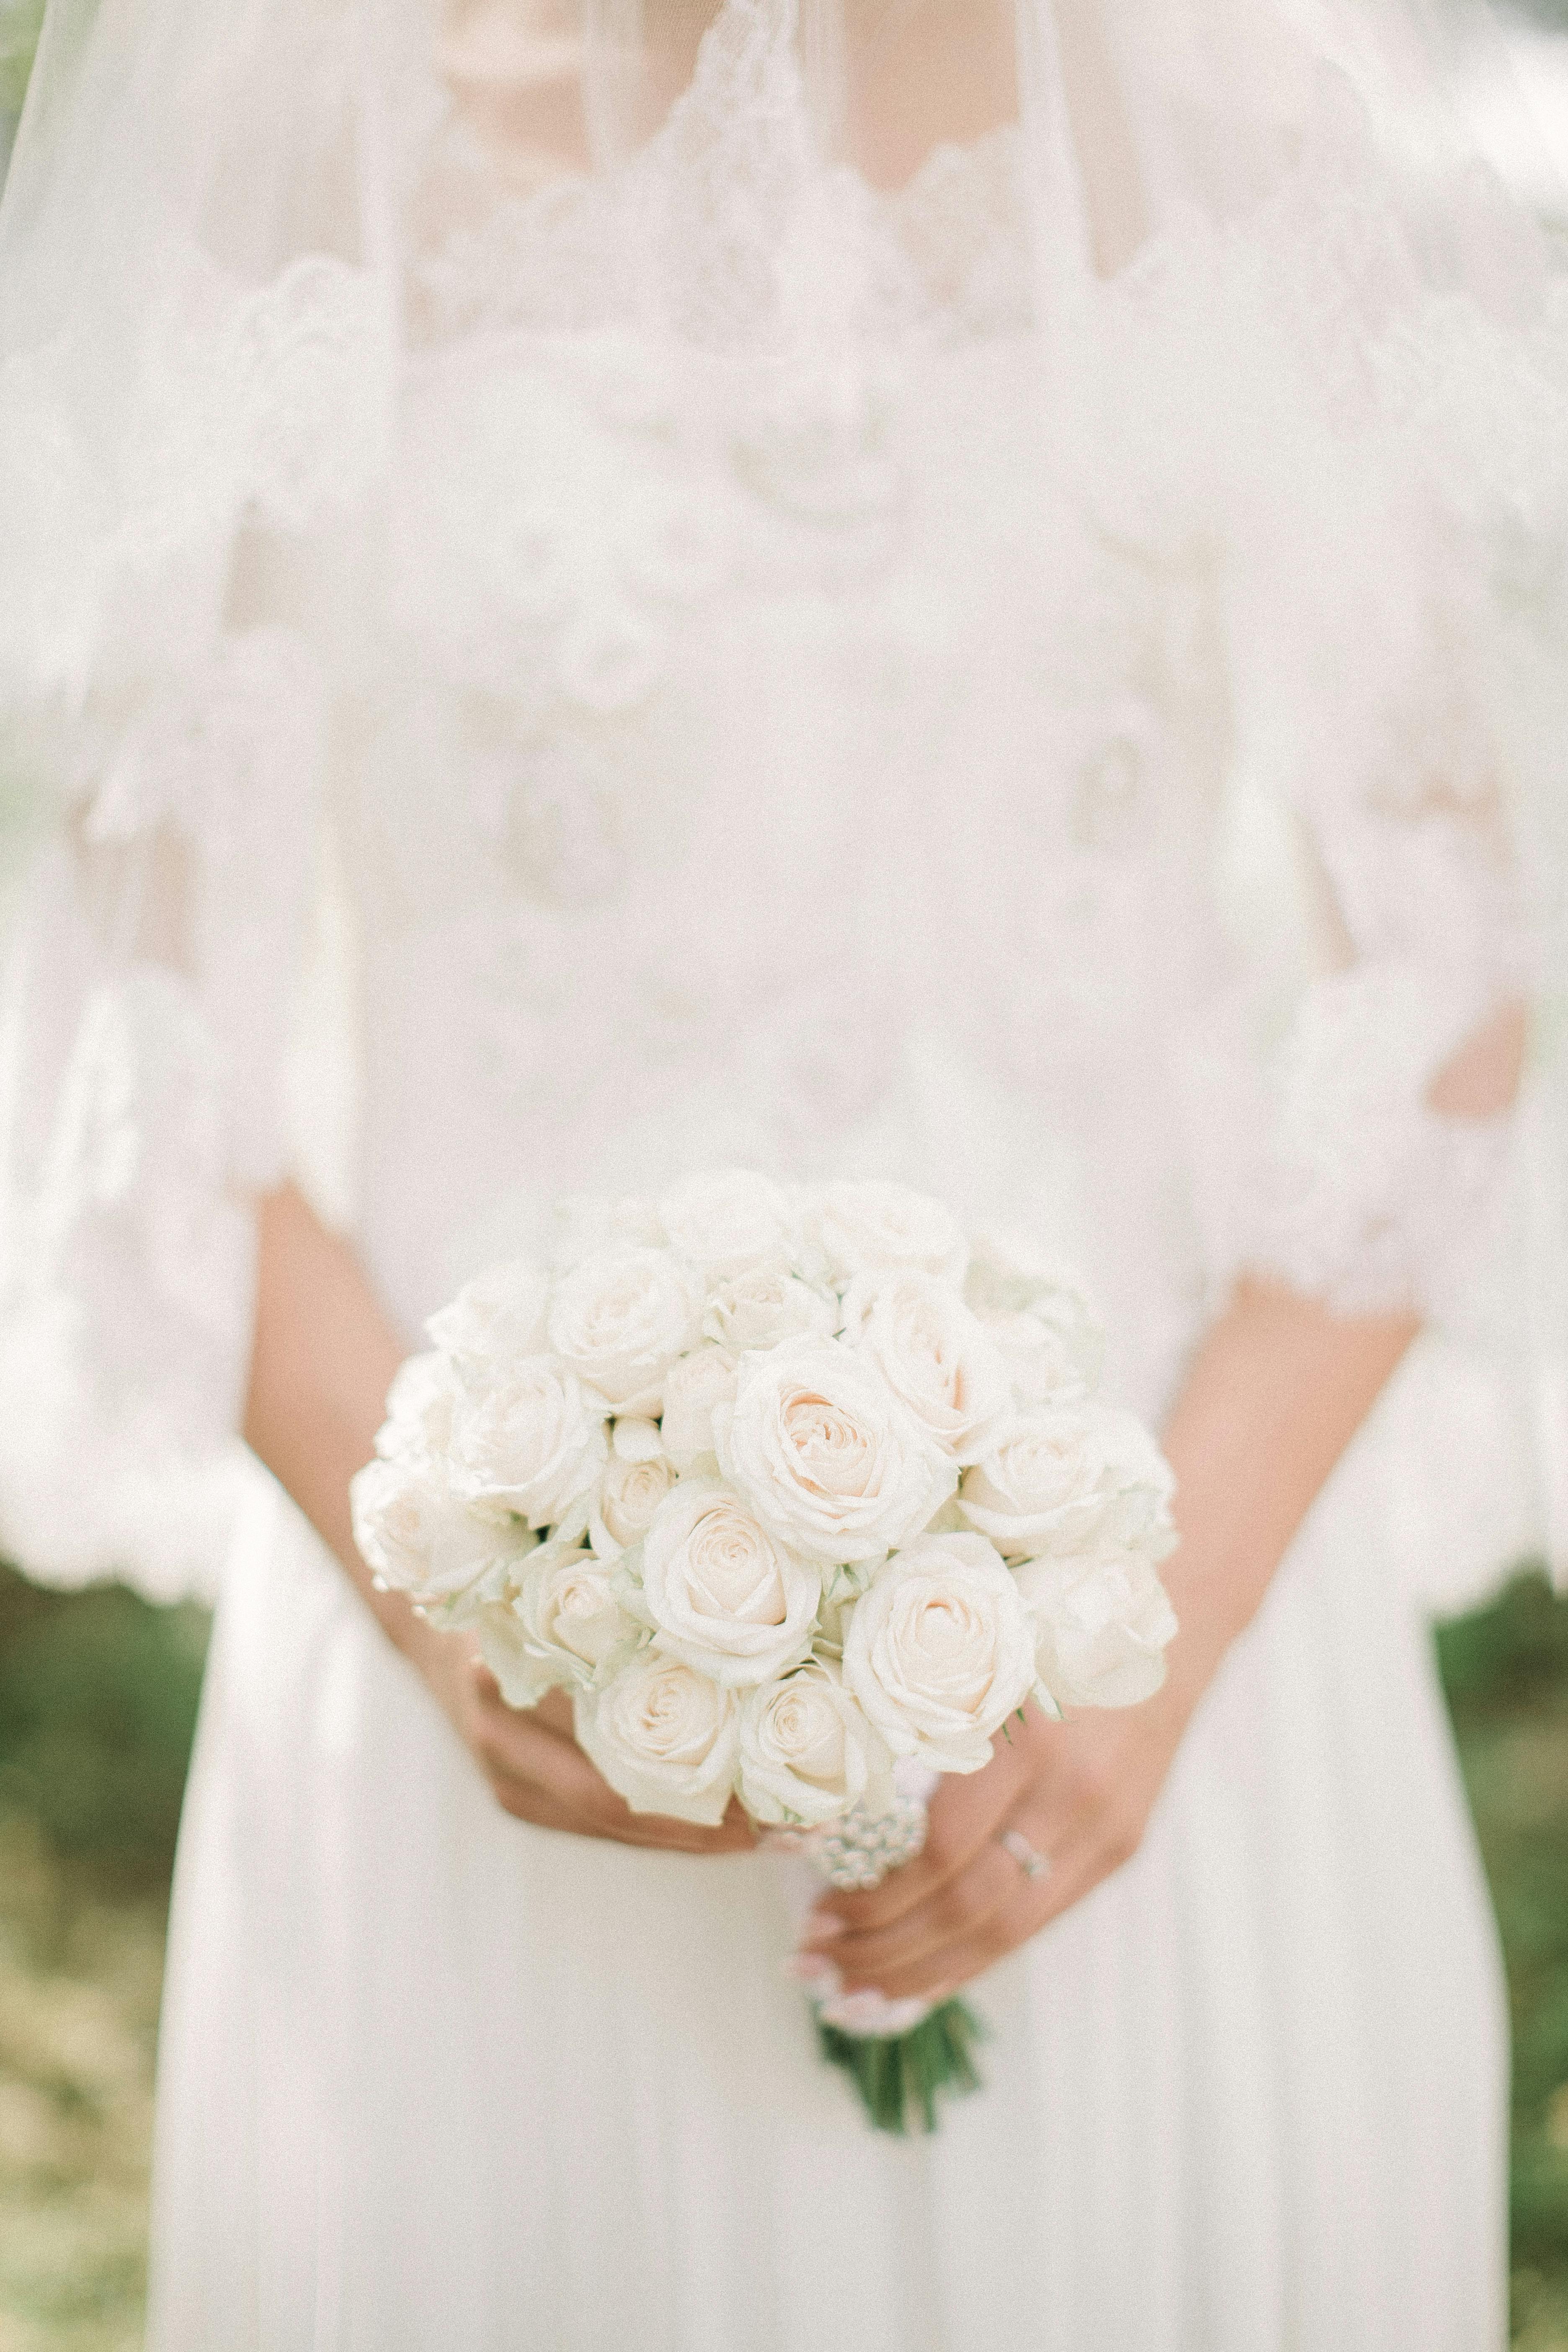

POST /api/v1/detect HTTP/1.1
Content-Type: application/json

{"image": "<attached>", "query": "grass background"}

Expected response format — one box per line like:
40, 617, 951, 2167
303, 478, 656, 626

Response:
0, 1562, 1565, 2346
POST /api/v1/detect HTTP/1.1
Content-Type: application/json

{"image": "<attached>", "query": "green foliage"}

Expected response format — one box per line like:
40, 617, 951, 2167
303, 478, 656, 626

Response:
1438, 1571, 1568, 1712
1441, 1569, 1568, 2291
818, 1998, 986, 2135
0, 0, 45, 118
0, 1564, 208, 1899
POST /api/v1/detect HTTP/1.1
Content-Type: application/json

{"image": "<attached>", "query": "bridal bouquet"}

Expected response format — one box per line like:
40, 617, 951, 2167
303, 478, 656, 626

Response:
352, 1170, 1178, 2129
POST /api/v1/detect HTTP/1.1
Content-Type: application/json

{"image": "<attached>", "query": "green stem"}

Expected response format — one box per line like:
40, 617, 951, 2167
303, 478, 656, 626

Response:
816, 1999, 986, 2135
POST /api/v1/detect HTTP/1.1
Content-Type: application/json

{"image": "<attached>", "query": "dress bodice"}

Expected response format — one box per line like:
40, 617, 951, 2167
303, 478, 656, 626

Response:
2, 4, 1548, 1608
339, 295, 1231, 1417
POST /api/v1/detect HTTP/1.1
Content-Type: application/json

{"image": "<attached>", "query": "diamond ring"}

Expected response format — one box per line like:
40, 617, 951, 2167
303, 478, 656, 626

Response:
999, 1826, 1051, 1883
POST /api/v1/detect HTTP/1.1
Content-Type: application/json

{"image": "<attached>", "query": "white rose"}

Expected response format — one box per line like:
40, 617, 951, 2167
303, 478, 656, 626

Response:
476, 1539, 645, 1707
588, 1421, 676, 1559
716, 1336, 955, 1566
842, 1531, 1037, 1772
815, 1180, 969, 1288
659, 1168, 801, 1280
350, 1452, 527, 1606
964, 1235, 1105, 1407
425, 1259, 549, 1373
448, 1357, 609, 1532
660, 1346, 739, 1472
473, 1603, 556, 1710
737, 1660, 893, 1828
635, 1477, 820, 1687
575, 1653, 741, 1826
547, 1247, 700, 1415
959, 1405, 1176, 1561
842, 1270, 1013, 1465
374, 1351, 460, 1465
1015, 1553, 1178, 1710
701, 1266, 838, 1354
549, 1190, 665, 1265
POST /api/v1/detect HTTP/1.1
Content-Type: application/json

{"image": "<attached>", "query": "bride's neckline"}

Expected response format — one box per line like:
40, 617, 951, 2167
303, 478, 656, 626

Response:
411, 1, 1044, 348
438, 0, 1022, 203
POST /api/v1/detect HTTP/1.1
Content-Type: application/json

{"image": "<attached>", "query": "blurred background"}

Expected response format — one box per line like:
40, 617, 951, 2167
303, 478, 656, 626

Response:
1, 0, 1568, 2345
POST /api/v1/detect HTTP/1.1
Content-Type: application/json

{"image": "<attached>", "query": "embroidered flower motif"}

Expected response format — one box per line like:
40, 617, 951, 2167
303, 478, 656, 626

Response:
622, 481, 731, 603
1070, 732, 1146, 855
489, 508, 573, 625
731, 355, 903, 528
556, 608, 666, 714
494, 739, 631, 908
229, 256, 393, 531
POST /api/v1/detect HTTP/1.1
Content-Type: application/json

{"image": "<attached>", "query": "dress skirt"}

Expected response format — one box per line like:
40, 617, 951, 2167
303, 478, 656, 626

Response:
144, 1366, 1509, 2352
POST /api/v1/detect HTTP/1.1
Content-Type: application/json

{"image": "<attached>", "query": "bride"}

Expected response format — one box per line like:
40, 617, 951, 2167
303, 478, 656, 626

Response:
1, 0, 1565, 2343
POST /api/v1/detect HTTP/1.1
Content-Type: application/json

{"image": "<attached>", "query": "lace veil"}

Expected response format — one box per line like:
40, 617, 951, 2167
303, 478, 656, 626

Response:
0, 0, 1566, 1595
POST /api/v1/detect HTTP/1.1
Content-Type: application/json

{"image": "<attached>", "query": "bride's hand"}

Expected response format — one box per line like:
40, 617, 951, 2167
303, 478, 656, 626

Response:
412, 1624, 758, 1857
796, 1687, 1193, 2003
799, 1282, 1428, 2000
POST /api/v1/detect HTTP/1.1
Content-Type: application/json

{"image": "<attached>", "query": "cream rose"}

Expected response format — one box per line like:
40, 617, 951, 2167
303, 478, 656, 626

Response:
374, 1352, 460, 1465
448, 1357, 609, 1531
959, 1406, 1175, 1561
547, 1247, 700, 1415
575, 1653, 740, 1825
964, 1235, 1104, 1407
815, 1180, 968, 1288
588, 1421, 676, 1559
842, 1531, 1037, 1772
701, 1266, 838, 1354
476, 1539, 645, 1707
635, 1478, 820, 1686
1015, 1553, 1178, 1710
715, 1336, 954, 1565
350, 1452, 527, 1607
549, 1190, 664, 1265
842, 1271, 1013, 1465
660, 1346, 740, 1471
737, 1660, 893, 1827
659, 1168, 801, 1280
425, 1259, 549, 1374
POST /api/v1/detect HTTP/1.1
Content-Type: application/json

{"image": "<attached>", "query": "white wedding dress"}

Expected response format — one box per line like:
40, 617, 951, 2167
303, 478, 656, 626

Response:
3, 3, 1567, 2345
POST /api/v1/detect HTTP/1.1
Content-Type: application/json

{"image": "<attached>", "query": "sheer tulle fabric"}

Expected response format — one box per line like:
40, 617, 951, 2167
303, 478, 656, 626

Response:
0, 0, 1564, 1595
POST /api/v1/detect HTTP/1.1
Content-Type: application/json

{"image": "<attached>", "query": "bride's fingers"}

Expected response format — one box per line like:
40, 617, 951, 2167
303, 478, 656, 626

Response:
484, 1746, 750, 1851
802, 1731, 1038, 1942
592, 1798, 756, 1856
828, 1787, 1084, 1986
848, 1831, 1112, 2003
477, 1686, 755, 1854
828, 1831, 1026, 1986
461, 1661, 756, 1853
526, 1685, 578, 1740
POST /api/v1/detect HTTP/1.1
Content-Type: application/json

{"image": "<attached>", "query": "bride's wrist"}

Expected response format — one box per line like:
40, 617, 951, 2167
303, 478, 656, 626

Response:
1148, 1533, 1268, 1726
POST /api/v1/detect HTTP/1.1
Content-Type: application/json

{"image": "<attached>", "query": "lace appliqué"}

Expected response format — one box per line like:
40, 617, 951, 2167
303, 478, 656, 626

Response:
81, 629, 325, 1183
0, 954, 256, 1600
0, 256, 392, 703
0, 629, 326, 1598
1188, 960, 1513, 1318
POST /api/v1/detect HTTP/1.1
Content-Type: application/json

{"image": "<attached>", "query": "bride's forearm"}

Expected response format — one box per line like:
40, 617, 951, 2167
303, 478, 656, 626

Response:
240, 1183, 756, 1854
242, 1181, 436, 1669
1153, 1008, 1523, 1707
1155, 1279, 1419, 1718
240, 1188, 1415, 1745
805, 1279, 1424, 1996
